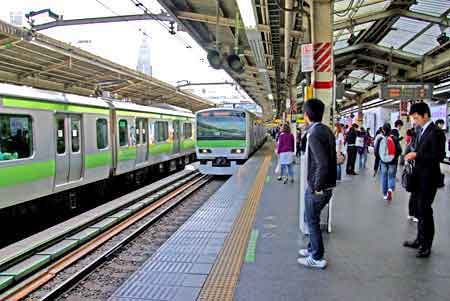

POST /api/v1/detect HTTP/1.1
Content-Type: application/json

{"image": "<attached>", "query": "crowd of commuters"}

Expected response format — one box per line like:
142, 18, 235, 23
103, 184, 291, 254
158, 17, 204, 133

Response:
286, 99, 447, 269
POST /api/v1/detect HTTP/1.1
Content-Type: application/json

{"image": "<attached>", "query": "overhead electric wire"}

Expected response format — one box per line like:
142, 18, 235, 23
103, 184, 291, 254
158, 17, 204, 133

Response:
93, 0, 151, 39
335, 0, 355, 17
129, 0, 193, 48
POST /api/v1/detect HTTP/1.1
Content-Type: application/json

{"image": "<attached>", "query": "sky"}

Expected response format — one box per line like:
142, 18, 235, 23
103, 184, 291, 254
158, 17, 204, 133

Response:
0, 0, 252, 103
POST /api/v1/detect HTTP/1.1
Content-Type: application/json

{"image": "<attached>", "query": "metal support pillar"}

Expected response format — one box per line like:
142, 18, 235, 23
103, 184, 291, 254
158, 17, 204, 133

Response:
357, 101, 363, 126
311, 0, 333, 126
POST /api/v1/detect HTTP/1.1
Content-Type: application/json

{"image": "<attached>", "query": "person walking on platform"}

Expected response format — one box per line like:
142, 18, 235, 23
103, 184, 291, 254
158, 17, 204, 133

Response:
357, 127, 369, 170
373, 127, 384, 176
335, 123, 345, 181
403, 103, 446, 258
297, 99, 336, 269
375, 123, 401, 201
346, 123, 358, 175
276, 124, 295, 184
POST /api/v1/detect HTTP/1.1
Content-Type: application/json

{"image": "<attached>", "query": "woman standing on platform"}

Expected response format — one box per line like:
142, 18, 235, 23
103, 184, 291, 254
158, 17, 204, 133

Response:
357, 127, 369, 170
277, 124, 295, 184
335, 123, 345, 181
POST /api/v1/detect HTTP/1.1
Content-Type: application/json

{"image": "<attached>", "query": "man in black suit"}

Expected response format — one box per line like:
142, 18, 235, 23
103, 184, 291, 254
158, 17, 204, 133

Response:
403, 103, 446, 258
346, 123, 358, 175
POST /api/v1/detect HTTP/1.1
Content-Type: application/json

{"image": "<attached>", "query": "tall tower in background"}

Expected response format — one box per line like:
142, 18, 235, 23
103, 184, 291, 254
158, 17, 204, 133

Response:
136, 35, 152, 76
10, 11, 24, 26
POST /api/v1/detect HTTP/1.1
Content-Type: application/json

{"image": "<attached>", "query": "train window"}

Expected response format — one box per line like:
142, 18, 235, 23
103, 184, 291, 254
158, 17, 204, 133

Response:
96, 119, 108, 149
118, 119, 128, 147
183, 123, 192, 139
155, 121, 168, 142
56, 118, 65, 154
0, 114, 33, 161
142, 120, 147, 144
71, 118, 81, 152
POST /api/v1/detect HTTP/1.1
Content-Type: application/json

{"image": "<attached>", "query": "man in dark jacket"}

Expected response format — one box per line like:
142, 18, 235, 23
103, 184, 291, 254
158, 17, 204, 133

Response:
403, 103, 446, 258
346, 123, 358, 175
297, 98, 336, 269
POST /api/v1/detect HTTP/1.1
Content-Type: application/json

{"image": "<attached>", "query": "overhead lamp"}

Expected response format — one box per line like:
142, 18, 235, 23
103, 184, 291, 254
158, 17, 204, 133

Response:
347, 33, 357, 45
236, 0, 258, 29
227, 53, 245, 73
207, 49, 223, 69
437, 32, 449, 45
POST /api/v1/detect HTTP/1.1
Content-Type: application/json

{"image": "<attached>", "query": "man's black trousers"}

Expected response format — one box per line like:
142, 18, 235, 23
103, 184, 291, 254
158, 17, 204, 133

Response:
346, 146, 357, 174
416, 187, 438, 249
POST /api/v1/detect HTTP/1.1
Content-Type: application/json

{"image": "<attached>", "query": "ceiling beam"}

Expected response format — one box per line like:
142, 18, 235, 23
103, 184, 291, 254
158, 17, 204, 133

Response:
335, 42, 422, 62
334, 8, 450, 31
176, 11, 304, 38
334, 0, 387, 14
408, 47, 450, 79
243, 49, 297, 64
356, 54, 416, 71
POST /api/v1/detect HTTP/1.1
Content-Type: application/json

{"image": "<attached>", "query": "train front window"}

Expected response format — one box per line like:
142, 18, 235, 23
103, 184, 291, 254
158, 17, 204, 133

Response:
0, 114, 33, 161
197, 111, 245, 140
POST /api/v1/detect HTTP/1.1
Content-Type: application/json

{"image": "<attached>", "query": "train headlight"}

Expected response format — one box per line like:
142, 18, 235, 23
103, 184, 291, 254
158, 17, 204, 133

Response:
231, 148, 245, 154
199, 149, 211, 153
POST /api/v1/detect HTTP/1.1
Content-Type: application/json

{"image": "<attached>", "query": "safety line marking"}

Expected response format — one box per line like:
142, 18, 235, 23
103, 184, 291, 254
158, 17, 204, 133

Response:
244, 229, 259, 263
198, 148, 271, 301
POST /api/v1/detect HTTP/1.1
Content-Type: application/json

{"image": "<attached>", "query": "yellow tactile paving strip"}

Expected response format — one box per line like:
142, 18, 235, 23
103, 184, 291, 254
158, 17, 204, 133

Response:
198, 149, 272, 301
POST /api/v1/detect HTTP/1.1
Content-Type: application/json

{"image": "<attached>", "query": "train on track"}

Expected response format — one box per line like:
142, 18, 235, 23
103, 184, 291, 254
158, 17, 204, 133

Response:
195, 108, 266, 175
0, 83, 196, 215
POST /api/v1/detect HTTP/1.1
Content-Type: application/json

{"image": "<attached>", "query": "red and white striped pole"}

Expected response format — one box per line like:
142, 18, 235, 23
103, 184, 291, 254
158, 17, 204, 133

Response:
311, 0, 334, 126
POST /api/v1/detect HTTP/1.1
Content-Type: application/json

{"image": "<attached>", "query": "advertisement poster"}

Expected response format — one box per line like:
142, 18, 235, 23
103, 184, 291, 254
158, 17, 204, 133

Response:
430, 104, 448, 129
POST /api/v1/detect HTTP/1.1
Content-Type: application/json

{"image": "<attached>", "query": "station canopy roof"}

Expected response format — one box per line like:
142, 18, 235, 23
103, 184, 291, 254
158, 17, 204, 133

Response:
334, 0, 450, 109
155, 0, 450, 116
0, 20, 214, 112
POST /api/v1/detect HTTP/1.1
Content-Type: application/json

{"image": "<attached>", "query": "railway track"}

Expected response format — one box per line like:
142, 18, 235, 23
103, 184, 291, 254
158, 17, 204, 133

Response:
0, 172, 211, 301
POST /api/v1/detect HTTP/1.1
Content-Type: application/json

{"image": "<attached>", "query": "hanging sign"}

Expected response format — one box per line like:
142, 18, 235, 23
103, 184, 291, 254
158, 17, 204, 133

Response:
301, 44, 314, 72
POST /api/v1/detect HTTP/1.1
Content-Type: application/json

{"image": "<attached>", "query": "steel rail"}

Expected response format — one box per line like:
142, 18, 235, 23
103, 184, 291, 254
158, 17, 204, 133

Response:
0, 170, 196, 273
40, 176, 211, 301
0, 173, 209, 301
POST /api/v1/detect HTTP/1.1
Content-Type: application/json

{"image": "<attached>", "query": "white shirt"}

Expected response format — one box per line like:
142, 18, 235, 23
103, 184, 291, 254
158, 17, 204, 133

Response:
418, 120, 432, 142
335, 133, 344, 153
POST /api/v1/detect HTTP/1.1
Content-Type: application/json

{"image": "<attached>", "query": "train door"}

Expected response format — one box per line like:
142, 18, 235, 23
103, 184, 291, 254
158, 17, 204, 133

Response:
136, 118, 148, 164
172, 120, 181, 153
54, 114, 83, 186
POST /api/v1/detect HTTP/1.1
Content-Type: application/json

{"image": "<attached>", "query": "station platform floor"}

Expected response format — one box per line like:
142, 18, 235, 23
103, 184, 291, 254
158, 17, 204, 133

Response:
110, 141, 450, 301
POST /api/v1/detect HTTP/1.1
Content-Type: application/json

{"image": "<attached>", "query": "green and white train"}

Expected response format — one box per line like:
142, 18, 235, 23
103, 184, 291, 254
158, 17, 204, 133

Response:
0, 83, 196, 213
195, 108, 266, 175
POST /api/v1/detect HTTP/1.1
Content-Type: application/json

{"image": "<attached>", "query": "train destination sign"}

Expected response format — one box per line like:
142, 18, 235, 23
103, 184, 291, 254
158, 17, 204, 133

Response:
380, 83, 433, 100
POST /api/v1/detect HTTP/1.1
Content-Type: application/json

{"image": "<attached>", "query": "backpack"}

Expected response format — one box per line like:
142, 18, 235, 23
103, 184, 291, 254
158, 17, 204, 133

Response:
378, 135, 397, 163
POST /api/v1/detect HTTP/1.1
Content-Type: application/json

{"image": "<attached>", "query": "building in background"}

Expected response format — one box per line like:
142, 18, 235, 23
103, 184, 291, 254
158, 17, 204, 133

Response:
9, 11, 24, 26
136, 35, 152, 76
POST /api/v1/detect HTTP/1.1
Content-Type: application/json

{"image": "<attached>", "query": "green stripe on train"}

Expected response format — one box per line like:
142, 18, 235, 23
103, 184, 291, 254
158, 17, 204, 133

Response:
182, 139, 195, 150
0, 160, 55, 188
149, 142, 173, 155
116, 110, 191, 120
2, 97, 110, 115
196, 140, 246, 148
85, 151, 112, 169
119, 147, 137, 161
